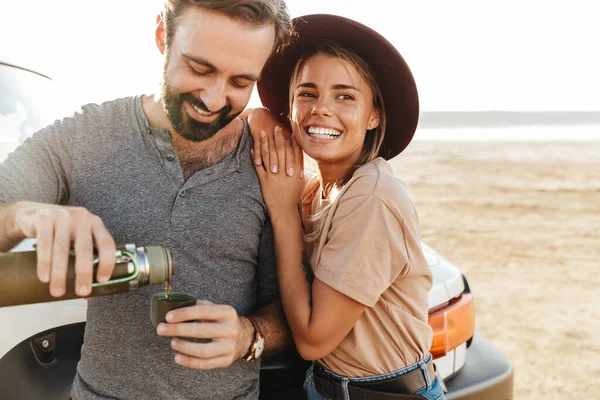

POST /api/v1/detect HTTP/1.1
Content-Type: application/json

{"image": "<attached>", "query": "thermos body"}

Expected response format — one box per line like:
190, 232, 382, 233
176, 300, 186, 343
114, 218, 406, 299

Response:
0, 244, 174, 307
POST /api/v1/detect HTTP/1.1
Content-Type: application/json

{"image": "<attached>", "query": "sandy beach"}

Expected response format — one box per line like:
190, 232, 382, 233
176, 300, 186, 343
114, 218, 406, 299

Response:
390, 140, 600, 400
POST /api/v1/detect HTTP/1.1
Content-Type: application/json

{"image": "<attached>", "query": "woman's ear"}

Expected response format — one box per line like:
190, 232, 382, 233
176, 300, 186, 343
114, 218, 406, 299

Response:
155, 13, 167, 55
367, 109, 380, 130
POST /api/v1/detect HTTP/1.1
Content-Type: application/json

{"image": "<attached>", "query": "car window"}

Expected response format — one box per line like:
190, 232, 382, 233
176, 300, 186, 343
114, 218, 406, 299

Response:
0, 64, 67, 162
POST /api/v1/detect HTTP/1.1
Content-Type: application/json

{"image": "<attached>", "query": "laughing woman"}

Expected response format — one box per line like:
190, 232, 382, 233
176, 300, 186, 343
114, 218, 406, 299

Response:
249, 14, 445, 400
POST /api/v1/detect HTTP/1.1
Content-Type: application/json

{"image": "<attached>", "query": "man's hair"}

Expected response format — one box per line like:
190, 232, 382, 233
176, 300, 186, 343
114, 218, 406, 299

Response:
162, 0, 293, 54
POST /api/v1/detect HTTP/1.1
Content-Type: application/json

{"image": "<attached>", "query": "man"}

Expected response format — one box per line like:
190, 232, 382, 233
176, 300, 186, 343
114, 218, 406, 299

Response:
0, 1, 293, 399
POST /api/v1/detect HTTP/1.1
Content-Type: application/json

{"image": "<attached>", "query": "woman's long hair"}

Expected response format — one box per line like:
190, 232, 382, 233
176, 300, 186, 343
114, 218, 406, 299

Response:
288, 40, 387, 240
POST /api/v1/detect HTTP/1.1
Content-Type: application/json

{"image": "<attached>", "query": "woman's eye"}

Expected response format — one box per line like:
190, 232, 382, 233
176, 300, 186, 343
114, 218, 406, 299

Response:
298, 92, 315, 98
337, 94, 354, 100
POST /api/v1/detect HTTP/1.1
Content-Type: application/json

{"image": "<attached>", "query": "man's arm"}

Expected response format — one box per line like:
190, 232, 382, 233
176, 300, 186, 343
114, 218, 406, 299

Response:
0, 117, 117, 297
241, 300, 292, 357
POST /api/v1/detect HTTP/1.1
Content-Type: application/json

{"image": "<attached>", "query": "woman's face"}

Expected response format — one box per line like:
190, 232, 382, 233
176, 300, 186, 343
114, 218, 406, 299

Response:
290, 53, 379, 165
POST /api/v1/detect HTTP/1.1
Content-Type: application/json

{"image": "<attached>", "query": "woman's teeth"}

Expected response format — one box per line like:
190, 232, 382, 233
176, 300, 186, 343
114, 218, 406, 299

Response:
307, 127, 341, 140
192, 103, 213, 116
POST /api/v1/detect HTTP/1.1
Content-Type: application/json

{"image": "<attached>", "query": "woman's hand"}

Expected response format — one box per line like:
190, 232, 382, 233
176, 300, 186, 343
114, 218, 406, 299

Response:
253, 126, 304, 220
243, 108, 299, 177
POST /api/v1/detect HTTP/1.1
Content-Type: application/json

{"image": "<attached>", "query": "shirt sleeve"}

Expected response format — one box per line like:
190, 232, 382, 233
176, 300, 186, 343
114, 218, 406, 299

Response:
256, 216, 280, 306
0, 118, 73, 205
314, 194, 410, 307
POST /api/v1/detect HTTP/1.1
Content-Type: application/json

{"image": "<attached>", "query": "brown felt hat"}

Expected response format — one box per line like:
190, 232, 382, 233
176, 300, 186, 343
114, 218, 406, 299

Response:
257, 14, 419, 160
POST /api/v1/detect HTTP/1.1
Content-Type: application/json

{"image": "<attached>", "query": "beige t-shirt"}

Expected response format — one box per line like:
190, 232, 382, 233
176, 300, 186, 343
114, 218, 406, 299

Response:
302, 158, 433, 377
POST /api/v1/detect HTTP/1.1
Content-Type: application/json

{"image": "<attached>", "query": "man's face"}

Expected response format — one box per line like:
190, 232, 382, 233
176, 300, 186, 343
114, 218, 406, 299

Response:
158, 7, 275, 142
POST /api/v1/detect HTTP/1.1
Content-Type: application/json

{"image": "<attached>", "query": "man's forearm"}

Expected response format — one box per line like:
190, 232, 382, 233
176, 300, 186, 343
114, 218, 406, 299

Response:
244, 300, 292, 356
0, 203, 25, 252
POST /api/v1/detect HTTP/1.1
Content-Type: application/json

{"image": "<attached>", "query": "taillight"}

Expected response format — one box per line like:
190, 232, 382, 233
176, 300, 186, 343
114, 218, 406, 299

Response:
428, 292, 475, 358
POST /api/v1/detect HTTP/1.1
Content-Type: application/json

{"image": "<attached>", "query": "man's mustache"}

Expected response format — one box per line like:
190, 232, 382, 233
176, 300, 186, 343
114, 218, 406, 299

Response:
180, 93, 232, 116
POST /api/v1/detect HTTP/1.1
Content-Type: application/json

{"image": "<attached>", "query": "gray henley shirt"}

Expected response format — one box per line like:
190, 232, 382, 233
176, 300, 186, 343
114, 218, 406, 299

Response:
0, 96, 278, 399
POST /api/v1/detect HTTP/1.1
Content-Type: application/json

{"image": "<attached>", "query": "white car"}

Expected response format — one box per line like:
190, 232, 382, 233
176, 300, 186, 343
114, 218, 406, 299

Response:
0, 59, 513, 400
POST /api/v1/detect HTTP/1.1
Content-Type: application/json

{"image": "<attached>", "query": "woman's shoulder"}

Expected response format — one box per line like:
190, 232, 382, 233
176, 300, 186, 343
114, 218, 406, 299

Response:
345, 158, 411, 203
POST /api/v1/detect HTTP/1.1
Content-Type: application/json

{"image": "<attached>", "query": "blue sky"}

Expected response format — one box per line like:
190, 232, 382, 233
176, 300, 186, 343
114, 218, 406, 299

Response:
3, 0, 599, 111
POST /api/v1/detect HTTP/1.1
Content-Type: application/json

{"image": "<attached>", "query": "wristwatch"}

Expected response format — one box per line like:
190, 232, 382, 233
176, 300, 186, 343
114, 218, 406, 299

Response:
244, 316, 265, 361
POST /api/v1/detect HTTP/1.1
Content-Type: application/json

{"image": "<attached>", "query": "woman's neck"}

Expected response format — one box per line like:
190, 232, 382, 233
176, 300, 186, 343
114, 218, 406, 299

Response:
316, 161, 353, 198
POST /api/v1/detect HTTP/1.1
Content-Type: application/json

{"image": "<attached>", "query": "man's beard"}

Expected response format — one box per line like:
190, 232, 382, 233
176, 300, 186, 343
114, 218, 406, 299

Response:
161, 80, 239, 143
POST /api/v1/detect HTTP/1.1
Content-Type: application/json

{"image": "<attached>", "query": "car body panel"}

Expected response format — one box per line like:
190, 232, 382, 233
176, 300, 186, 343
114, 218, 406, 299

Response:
445, 335, 513, 400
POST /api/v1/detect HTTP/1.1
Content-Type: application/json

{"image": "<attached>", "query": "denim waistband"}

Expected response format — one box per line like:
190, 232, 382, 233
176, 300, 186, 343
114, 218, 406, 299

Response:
315, 352, 433, 385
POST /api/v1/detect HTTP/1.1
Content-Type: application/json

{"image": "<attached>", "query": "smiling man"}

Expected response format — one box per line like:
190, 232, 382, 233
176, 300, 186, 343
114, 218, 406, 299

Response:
0, 1, 293, 399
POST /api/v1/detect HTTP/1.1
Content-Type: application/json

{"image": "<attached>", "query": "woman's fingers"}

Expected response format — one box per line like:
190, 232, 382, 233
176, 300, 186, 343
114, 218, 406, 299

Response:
292, 135, 304, 179
253, 134, 262, 166
259, 130, 270, 172
251, 149, 267, 181
268, 127, 278, 173
281, 127, 295, 177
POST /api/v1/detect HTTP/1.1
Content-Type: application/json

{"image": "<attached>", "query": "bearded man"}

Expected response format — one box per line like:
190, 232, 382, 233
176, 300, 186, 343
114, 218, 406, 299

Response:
0, 1, 294, 399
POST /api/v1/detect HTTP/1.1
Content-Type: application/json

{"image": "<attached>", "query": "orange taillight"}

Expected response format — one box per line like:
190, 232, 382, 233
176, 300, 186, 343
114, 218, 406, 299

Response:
428, 292, 475, 358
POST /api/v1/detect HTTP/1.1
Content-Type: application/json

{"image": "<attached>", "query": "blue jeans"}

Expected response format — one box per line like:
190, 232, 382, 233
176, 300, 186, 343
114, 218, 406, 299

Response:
303, 353, 446, 400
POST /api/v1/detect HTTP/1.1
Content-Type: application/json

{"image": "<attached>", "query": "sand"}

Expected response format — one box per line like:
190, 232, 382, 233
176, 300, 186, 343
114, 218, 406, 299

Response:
390, 140, 600, 400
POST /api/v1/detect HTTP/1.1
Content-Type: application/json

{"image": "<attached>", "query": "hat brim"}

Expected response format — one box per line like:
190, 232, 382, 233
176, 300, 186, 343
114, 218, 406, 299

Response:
257, 14, 419, 160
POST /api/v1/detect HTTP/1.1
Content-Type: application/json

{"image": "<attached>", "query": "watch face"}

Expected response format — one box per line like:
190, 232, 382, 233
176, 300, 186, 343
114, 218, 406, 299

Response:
255, 337, 265, 358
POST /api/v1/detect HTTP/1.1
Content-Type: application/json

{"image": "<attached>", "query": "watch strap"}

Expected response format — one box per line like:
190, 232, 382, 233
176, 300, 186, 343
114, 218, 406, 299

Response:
244, 316, 264, 361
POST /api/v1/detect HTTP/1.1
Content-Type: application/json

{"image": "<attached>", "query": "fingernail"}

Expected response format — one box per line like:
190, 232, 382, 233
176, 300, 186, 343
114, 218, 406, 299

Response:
171, 339, 177, 347
275, 126, 282, 133
260, 130, 266, 138
255, 158, 262, 166
40, 272, 50, 283
288, 167, 294, 176
157, 324, 166, 334
51, 287, 65, 297
78, 285, 90, 296
271, 165, 278, 173
98, 275, 109, 283
166, 312, 173, 322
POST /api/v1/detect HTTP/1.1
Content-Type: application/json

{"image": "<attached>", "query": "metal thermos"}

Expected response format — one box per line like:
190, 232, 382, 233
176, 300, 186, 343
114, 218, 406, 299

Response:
0, 244, 174, 307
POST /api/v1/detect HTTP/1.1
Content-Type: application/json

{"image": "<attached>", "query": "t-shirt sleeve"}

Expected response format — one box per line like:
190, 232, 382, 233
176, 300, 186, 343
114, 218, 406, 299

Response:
256, 216, 280, 306
314, 194, 410, 307
0, 118, 72, 205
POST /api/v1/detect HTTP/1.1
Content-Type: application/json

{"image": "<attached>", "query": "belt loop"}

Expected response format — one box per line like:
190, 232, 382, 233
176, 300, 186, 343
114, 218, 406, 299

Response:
341, 377, 351, 400
420, 359, 432, 389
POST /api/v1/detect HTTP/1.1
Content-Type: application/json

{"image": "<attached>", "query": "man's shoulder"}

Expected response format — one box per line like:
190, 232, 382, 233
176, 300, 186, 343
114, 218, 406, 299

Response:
76, 96, 139, 119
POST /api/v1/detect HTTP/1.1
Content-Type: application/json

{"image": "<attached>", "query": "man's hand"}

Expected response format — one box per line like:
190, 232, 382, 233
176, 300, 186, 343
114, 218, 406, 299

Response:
156, 300, 256, 369
11, 201, 116, 297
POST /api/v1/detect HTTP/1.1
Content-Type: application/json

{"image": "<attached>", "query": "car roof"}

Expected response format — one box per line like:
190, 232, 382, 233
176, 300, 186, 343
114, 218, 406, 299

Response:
0, 56, 52, 80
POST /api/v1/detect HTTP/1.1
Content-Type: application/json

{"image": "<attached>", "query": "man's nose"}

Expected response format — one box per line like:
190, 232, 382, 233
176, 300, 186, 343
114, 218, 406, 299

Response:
201, 80, 228, 113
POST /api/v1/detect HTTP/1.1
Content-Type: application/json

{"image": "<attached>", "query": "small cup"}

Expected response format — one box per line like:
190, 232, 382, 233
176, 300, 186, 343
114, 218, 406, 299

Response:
150, 292, 197, 328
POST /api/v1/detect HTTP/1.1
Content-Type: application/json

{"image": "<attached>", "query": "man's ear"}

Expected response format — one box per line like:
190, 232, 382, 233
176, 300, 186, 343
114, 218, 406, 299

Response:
155, 13, 166, 55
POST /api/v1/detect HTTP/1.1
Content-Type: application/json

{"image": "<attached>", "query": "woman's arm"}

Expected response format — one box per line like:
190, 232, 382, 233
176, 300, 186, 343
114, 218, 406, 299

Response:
270, 210, 366, 360
254, 128, 365, 361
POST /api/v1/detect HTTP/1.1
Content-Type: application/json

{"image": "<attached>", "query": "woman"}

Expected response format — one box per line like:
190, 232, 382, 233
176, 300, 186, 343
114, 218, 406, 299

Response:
249, 14, 445, 400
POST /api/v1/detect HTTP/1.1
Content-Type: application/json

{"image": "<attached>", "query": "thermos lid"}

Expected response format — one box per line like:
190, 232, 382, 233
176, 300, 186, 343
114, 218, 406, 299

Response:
146, 246, 174, 285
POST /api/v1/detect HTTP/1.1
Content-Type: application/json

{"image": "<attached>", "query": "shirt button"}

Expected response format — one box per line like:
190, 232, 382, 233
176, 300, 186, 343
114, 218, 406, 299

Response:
179, 191, 186, 197
166, 155, 175, 162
